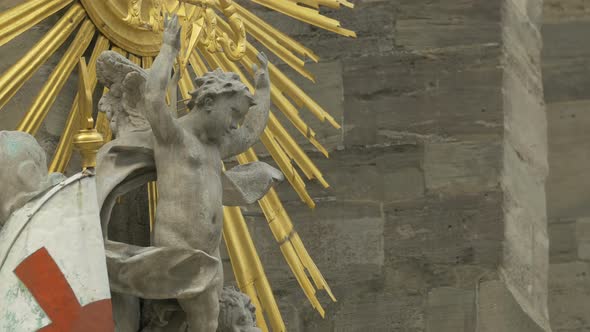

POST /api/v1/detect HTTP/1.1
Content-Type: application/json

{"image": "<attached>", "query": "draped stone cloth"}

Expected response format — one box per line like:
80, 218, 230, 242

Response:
96, 129, 282, 301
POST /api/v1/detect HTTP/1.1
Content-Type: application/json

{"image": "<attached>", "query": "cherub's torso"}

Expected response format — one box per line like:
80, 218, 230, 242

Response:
151, 122, 223, 255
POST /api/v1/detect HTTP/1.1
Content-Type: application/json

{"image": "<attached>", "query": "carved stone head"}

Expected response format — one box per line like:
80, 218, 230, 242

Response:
218, 287, 261, 332
187, 69, 255, 142
0, 131, 51, 226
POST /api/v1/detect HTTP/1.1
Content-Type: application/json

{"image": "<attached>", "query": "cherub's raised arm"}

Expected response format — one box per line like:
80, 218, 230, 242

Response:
221, 53, 271, 159
144, 14, 181, 142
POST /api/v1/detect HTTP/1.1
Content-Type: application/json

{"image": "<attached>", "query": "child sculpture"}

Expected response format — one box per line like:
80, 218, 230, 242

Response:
142, 14, 270, 331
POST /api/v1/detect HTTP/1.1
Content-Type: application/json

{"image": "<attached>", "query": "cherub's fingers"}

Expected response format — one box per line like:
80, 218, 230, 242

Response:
164, 12, 169, 26
252, 64, 258, 74
257, 52, 268, 67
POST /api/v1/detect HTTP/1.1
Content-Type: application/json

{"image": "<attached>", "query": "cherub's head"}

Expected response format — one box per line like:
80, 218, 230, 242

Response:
0, 131, 51, 226
218, 287, 261, 332
187, 69, 255, 143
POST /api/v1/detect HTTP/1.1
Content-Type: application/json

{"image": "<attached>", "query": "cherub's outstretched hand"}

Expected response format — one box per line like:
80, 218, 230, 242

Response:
163, 13, 181, 52
253, 52, 269, 90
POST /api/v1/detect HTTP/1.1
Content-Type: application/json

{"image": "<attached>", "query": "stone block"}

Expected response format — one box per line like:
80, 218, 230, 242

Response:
546, 101, 590, 219
426, 287, 475, 332
294, 1, 396, 60
329, 290, 425, 332
342, 47, 502, 147
267, 145, 425, 204
244, 200, 385, 289
477, 280, 547, 332
542, 21, 590, 61
543, 0, 590, 23
578, 218, 590, 261
424, 140, 501, 195
543, 59, 590, 103
384, 191, 503, 267
396, 0, 501, 51
549, 262, 590, 331
503, 68, 548, 174
549, 222, 577, 263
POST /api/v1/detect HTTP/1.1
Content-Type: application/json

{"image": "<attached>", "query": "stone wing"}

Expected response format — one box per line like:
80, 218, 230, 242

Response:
96, 51, 151, 137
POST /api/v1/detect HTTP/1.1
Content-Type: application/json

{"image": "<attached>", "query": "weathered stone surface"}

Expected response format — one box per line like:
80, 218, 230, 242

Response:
577, 218, 590, 261
244, 200, 385, 289
477, 280, 546, 332
549, 222, 578, 263
329, 290, 425, 332
549, 262, 590, 331
342, 46, 502, 147
545, 100, 590, 219
396, 0, 501, 51
426, 287, 475, 332
543, 0, 590, 22
384, 192, 503, 267
260, 145, 425, 204
501, 0, 549, 328
424, 140, 501, 195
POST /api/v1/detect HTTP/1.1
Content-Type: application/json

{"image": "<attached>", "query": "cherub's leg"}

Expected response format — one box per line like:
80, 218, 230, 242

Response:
178, 250, 223, 332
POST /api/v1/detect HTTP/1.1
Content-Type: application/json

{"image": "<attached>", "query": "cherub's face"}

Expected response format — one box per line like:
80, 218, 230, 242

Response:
226, 300, 260, 332
201, 92, 250, 143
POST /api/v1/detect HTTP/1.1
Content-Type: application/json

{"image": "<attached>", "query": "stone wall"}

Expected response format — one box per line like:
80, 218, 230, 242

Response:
501, 0, 550, 329
542, 1, 590, 331
233, 1, 548, 331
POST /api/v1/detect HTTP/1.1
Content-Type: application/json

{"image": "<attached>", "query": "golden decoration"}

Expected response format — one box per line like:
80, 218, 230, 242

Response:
0, 0, 355, 330
73, 57, 104, 170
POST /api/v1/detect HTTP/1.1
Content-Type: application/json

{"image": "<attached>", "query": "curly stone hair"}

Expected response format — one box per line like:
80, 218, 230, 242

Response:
187, 69, 255, 111
218, 286, 257, 330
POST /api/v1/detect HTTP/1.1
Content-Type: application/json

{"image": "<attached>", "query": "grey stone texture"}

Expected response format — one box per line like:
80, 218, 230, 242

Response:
235, 0, 548, 330
501, 0, 550, 330
542, 1, 590, 331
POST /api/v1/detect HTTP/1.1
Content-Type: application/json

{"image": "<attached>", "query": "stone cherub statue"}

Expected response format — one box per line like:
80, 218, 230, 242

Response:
217, 287, 261, 332
142, 14, 271, 331
95, 14, 281, 332
140, 287, 261, 332
0, 131, 64, 227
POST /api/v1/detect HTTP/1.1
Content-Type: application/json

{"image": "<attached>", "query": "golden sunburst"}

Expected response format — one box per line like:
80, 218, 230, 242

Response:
0, 0, 354, 330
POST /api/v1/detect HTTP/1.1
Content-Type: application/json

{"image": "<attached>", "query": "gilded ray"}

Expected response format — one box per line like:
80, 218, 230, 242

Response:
251, 0, 356, 37
223, 205, 283, 331
0, 0, 74, 47
17, 20, 95, 134
237, 149, 335, 317
0, 0, 356, 327
194, 48, 333, 314
0, 3, 85, 111
232, 3, 319, 68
